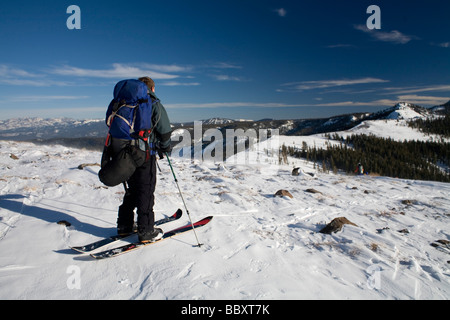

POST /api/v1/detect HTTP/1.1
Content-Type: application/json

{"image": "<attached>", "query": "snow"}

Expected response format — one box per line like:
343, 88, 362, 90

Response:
0, 128, 449, 300
0, 117, 106, 141
337, 119, 450, 143
326, 102, 449, 143
386, 102, 427, 120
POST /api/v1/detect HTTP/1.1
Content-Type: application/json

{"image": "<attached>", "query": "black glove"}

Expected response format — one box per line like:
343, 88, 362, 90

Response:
156, 141, 172, 159
159, 144, 172, 153
157, 148, 165, 160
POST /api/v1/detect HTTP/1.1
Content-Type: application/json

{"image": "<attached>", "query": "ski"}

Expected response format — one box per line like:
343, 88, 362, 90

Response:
90, 216, 213, 259
70, 209, 182, 253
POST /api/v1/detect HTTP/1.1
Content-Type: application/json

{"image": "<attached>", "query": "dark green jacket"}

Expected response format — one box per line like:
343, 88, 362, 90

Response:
149, 91, 172, 150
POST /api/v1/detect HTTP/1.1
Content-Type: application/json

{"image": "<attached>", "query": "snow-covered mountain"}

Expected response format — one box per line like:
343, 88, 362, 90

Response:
0, 117, 107, 141
369, 102, 433, 121
333, 102, 449, 143
1, 102, 447, 143
430, 100, 450, 116
386, 102, 431, 120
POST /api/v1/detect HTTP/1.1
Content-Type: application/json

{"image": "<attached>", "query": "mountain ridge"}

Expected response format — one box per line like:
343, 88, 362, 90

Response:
0, 101, 448, 144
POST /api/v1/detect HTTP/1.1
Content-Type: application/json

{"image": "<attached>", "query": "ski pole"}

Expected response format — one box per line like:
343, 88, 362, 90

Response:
165, 152, 203, 248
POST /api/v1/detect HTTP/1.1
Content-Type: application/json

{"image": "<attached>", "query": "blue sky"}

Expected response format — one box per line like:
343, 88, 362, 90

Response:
0, 0, 449, 122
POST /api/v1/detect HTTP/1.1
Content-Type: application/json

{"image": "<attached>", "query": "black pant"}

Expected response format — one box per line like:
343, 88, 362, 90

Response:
117, 155, 157, 233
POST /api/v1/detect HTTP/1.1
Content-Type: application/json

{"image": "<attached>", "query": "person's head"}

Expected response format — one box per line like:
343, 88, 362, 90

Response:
138, 76, 155, 93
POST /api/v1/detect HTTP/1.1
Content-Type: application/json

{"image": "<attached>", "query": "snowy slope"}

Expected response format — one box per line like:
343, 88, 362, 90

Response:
385, 102, 430, 120
0, 137, 449, 300
336, 119, 449, 142
334, 102, 449, 143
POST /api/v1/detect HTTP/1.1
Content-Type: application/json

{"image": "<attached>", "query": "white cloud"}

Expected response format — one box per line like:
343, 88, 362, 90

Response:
0, 62, 248, 89
0, 65, 40, 78
438, 42, 450, 48
0, 64, 73, 87
161, 81, 200, 86
274, 8, 287, 17
212, 75, 246, 82
396, 95, 450, 106
49, 62, 247, 85
140, 63, 193, 73
383, 84, 450, 95
207, 62, 243, 69
10, 95, 89, 103
281, 78, 389, 91
50, 63, 180, 80
0, 78, 73, 87
354, 24, 415, 44
204, 62, 246, 82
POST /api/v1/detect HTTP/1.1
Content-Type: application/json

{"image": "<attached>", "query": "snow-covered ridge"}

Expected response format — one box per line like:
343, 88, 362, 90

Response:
336, 102, 449, 143
0, 117, 103, 130
0, 117, 106, 140
0, 101, 448, 142
385, 102, 431, 120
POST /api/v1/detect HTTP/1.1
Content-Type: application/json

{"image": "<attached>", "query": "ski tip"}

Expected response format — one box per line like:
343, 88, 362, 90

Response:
70, 246, 91, 253
175, 208, 183, 217
193, 216, 213, 226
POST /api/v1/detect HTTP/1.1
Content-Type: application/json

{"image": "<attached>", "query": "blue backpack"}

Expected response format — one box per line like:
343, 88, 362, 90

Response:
106, 79, 156, 141
99, 79, 157, 187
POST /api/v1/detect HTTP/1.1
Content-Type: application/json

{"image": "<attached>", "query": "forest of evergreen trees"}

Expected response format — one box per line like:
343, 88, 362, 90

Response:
283, 133, 450, 183
407, 114, 450, 139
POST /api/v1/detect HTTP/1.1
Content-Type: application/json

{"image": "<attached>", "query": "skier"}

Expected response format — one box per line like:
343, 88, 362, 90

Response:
355, 163, 364, 175
113, 77, 172, 243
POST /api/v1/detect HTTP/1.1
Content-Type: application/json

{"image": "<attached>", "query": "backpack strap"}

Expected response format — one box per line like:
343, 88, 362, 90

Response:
106, 100, 139, 134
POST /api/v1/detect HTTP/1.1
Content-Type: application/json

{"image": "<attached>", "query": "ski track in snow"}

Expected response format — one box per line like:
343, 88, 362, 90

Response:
0, 139, 449, 300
